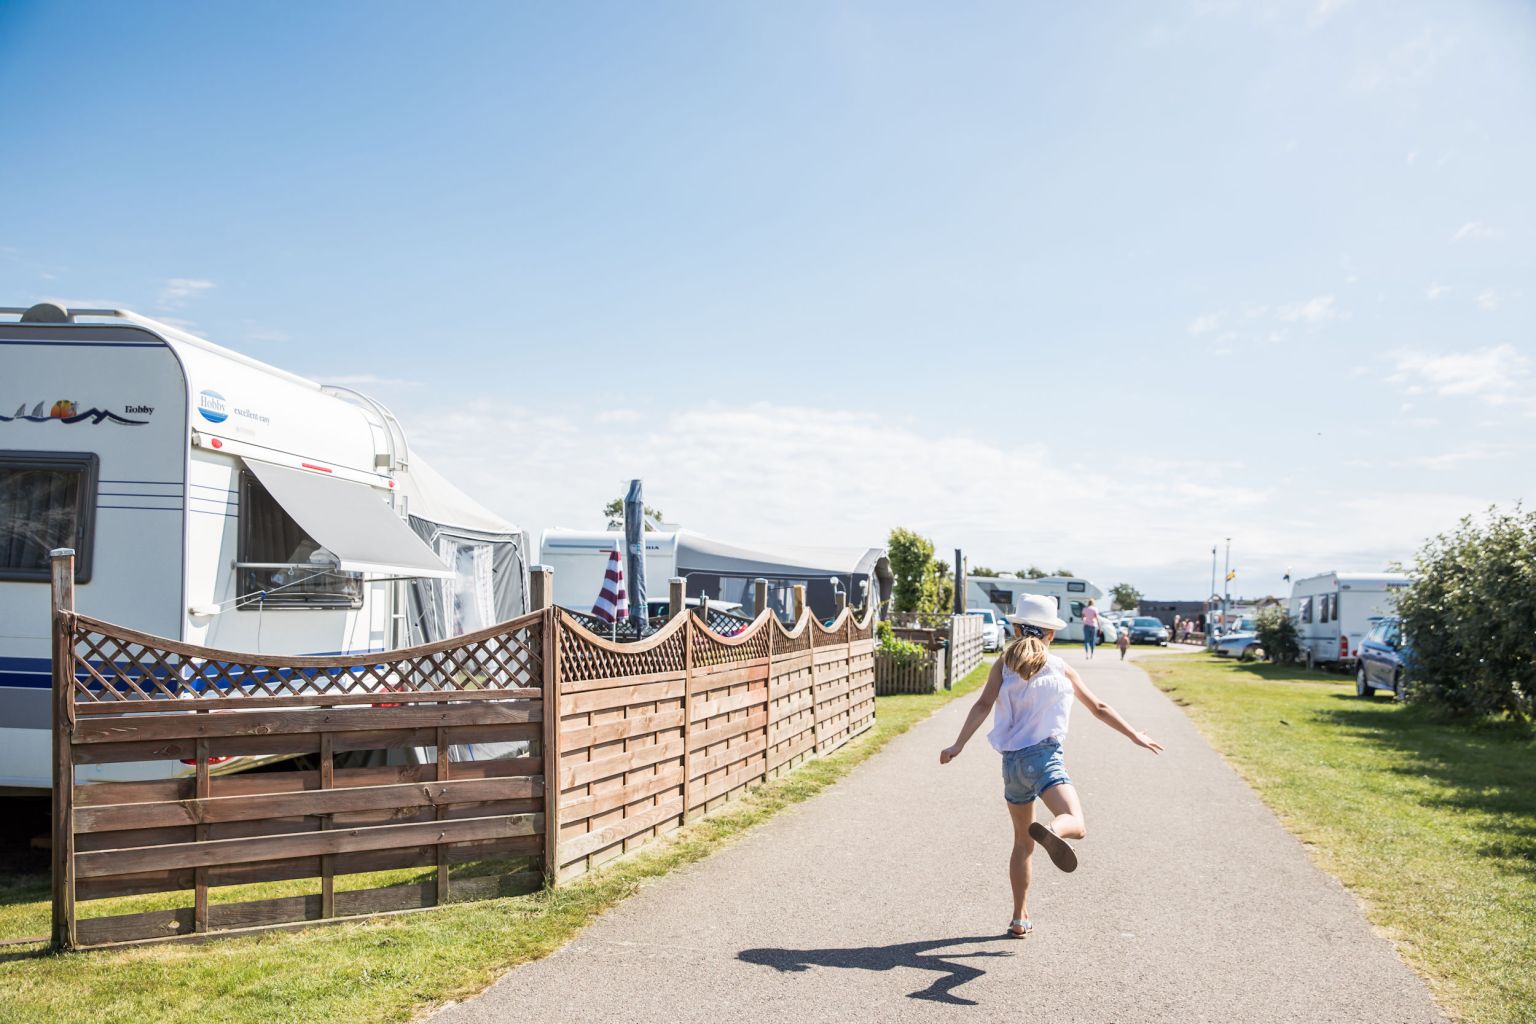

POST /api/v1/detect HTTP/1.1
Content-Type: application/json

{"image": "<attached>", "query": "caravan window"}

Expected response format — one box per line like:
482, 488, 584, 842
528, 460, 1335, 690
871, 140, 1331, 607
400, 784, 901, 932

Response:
0, 451, 97, 583
237, 472, 362, 609
1066, 581, 1086, 593
1319, 595, 1330, 624
1299, 597, 1313, 623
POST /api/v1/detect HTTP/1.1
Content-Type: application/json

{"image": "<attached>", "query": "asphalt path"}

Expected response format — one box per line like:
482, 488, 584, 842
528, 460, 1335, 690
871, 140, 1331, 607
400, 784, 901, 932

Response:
430, 646, 1444, 1023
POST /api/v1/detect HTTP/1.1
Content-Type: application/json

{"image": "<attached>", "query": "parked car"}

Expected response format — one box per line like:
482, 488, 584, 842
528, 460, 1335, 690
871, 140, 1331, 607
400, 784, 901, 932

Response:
1097, 619, 1119, 644
1212, 630, 1263, 660
966, 609, 1005, 651
1356, 616, 1411, 699
1125, 616, 1170, 646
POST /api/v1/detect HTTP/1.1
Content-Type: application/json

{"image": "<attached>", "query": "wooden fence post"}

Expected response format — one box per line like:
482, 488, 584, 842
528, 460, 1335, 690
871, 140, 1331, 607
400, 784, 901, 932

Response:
529, 564, 553, 612
669, 577, 686, 621
50, 548, 76, 951
945, 615, 955, 691
835, 591, 847, 615
753, 578, 769, 620
682, 614, 695, 822
541, 606, 562, 886
806, 609, 820, 756
792, 584, 806, 625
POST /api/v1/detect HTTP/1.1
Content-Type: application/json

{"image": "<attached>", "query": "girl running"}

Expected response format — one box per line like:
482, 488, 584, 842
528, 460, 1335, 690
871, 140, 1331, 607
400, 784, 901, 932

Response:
939, 594, 1163, 938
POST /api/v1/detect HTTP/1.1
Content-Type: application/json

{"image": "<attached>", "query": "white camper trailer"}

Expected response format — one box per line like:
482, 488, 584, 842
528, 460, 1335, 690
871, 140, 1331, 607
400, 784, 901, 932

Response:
964, 575, 1104, 642
1289, 571, 1410, 669
0, 304, 530, 790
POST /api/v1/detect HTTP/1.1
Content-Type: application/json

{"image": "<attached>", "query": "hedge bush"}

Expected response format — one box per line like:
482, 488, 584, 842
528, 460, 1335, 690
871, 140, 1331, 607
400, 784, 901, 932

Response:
1255, 606, 1301, 664
1397, 505, 1536, 720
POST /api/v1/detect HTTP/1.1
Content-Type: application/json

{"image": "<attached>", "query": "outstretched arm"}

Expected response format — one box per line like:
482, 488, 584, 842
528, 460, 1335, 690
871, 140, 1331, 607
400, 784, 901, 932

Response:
939, 660, 1003, 763
1065, 665, 1163, 754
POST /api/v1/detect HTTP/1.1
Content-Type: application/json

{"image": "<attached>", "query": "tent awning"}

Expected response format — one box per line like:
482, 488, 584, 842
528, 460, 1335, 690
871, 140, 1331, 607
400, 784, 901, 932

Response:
245, 459, 454, 579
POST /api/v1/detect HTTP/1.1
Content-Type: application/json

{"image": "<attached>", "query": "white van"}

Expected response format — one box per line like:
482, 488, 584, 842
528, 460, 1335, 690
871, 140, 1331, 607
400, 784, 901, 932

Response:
0, 304, 530, 790
1289, 572, 1410, 670
964, 575, 1104, 642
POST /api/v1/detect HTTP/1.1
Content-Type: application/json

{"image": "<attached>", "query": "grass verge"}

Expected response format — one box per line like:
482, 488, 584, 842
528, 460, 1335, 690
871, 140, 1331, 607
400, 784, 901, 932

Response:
0, 661, 992, 1024
1141, 654, 1535, 1024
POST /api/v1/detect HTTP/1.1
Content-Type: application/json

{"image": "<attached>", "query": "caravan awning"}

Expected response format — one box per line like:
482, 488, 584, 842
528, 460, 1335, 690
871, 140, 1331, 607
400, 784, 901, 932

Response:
245, 460, 454, 579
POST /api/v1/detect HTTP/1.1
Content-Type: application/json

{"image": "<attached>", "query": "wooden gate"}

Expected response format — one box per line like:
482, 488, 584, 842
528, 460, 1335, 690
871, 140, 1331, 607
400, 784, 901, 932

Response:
49, 553, 548, 949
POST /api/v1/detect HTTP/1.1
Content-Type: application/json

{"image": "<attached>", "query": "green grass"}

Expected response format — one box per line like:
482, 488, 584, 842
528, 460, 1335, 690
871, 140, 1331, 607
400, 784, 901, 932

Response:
0, 662, 992, 1024
1141, 654, 1536, 1024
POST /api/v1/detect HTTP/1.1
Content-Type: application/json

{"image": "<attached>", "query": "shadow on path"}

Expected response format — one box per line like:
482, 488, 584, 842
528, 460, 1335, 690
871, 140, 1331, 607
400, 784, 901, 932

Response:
738, 935, 1015, 1006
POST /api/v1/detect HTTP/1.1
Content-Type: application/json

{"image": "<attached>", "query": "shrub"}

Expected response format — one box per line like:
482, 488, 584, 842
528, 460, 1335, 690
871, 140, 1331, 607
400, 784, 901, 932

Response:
1397, 505, 1536, 720
875, 619, 929, 664
1254, 606, 1300, 664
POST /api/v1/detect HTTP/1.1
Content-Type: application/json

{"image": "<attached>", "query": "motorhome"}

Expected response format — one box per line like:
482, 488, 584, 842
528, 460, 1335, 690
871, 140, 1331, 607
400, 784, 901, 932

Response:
0, 303, 530, 790
540, 528, 891, 622
964, 575, 1104, 642
1289, 571, 1410, 669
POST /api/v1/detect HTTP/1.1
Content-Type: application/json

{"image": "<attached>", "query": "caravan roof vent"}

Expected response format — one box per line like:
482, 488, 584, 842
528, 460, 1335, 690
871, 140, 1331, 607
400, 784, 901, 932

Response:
20, 302, 73, 324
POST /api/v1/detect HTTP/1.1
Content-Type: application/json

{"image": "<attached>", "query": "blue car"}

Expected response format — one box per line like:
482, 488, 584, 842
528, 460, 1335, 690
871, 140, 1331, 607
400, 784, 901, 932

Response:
1356, 616, 1410, 699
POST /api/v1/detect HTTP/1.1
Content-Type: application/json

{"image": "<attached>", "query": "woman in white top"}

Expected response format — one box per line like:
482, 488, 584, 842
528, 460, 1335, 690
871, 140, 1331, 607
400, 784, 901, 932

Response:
939, 594, 1163, 938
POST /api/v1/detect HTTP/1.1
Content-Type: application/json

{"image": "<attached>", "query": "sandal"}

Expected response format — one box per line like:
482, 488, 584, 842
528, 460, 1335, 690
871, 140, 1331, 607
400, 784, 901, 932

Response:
1029, 821, 1079, 873
1007, 918, 1032, 938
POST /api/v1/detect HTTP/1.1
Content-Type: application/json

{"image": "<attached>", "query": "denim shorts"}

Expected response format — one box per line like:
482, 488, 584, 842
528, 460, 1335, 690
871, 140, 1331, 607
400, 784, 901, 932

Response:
1001, 738, 1072, 805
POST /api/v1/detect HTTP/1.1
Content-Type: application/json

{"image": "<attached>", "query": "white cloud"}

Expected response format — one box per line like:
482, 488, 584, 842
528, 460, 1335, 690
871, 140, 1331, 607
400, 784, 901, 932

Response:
1187, 313, 1221, 336
1309, 0, 1349, 27
1452, 221, 1500, 243
1425, 282, 1449, 300
1475, 289, 1499, 312
1410, 446, 1499, 471
1275, 295, 1341, 323
1390, 343, 1531, 406
385, 396, 1507, 598
159, 277, 215, 308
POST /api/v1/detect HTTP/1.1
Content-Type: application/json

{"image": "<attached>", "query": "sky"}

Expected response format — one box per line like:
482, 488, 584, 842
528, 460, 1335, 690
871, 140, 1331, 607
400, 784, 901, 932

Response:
2, 0, 1532, 598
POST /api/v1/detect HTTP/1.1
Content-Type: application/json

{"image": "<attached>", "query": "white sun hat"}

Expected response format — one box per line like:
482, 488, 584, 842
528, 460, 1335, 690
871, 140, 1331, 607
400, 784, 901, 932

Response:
1006, 593, 1068, 631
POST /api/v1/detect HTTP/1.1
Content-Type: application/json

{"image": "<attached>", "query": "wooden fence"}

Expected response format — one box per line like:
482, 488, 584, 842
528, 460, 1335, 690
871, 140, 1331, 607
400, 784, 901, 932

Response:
47, 553, 875, 949
874, 614, 984, 696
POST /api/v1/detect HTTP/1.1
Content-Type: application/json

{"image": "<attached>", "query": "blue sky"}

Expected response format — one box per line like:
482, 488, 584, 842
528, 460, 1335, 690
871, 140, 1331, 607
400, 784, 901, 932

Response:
2, 0, 1532, 597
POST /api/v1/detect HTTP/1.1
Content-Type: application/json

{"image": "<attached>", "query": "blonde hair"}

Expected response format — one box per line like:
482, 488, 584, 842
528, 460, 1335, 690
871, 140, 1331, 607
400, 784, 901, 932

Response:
1002, 631, 1049, 679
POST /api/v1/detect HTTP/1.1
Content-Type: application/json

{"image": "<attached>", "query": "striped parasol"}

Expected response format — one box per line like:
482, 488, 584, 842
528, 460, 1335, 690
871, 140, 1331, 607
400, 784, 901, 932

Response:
591, 543, 628, 624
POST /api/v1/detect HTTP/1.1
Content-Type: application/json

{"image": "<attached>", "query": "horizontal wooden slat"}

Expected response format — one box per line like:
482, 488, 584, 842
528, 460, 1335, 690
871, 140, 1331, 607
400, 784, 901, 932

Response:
690, 687, 766, 722
76, 776, 542, 832
76, 835, 541, 900
689, 709, 766, 752
559, 736, 684, 789
72, 722, 540, 764
561, 678, 686, 715
689, 733, 766, 779
75, 813, 542, 878
559, 708, 684, 751
558, 667, 687, 695
560, 795, 686, 863
74, 688, 543, 715
560, 769, 682, 824
689, 661, 769, 690
73, 701, 541, 745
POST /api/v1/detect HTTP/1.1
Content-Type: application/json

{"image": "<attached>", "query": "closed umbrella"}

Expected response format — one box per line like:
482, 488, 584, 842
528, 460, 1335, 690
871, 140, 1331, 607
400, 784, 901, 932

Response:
591, 543, 628, 641
624, 478, 648, 637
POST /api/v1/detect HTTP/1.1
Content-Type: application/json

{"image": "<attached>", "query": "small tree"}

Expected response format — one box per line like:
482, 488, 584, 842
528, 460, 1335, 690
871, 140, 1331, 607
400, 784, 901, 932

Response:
888, 528, 936, 614
602, 498, 665, 530
1053, 569, 1075, 578
1254, 606, 1300, 664
1109, 583, 1142, 611
1019, 566, 1048, 579
927, 559, 955, 615
971, 566, 1001, 578
1397, 505, 1536, 720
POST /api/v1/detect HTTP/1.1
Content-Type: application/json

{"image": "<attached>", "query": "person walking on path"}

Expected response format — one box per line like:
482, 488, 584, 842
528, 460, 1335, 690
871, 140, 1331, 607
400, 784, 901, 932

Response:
938, 594, 1163, 939
1116, 625, 1131, 660
1080, 598, 1100, 658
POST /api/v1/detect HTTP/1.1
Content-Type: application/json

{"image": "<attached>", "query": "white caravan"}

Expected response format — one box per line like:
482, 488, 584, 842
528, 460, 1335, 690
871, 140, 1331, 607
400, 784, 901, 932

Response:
1289, 572, 1410, 669
0, 304, 530, 791
539, 528, 681, 613
964, 575, 1104, 642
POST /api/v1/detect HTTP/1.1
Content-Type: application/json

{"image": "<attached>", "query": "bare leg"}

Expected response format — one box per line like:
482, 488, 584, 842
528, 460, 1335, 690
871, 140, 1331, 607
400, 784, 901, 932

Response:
1040, 782, 1086, 841
1005, 800, 1036, 926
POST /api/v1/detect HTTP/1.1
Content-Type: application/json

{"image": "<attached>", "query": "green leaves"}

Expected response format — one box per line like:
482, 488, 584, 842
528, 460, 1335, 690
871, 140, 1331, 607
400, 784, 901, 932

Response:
1398, 504, 1536, 721
1110, 583, 1142, 611
1255, 605, 1301, 664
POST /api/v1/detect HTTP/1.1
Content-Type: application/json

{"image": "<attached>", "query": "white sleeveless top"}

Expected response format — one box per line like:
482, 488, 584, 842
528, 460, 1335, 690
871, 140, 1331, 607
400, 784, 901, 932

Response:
988, 654, 1075, 752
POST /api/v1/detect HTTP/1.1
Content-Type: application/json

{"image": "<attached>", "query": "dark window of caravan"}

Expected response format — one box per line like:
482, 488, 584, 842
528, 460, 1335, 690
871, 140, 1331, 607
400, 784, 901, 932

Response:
1299, 597, 1313, 624
0, 450, 97, 583
237, 472, 362, 609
